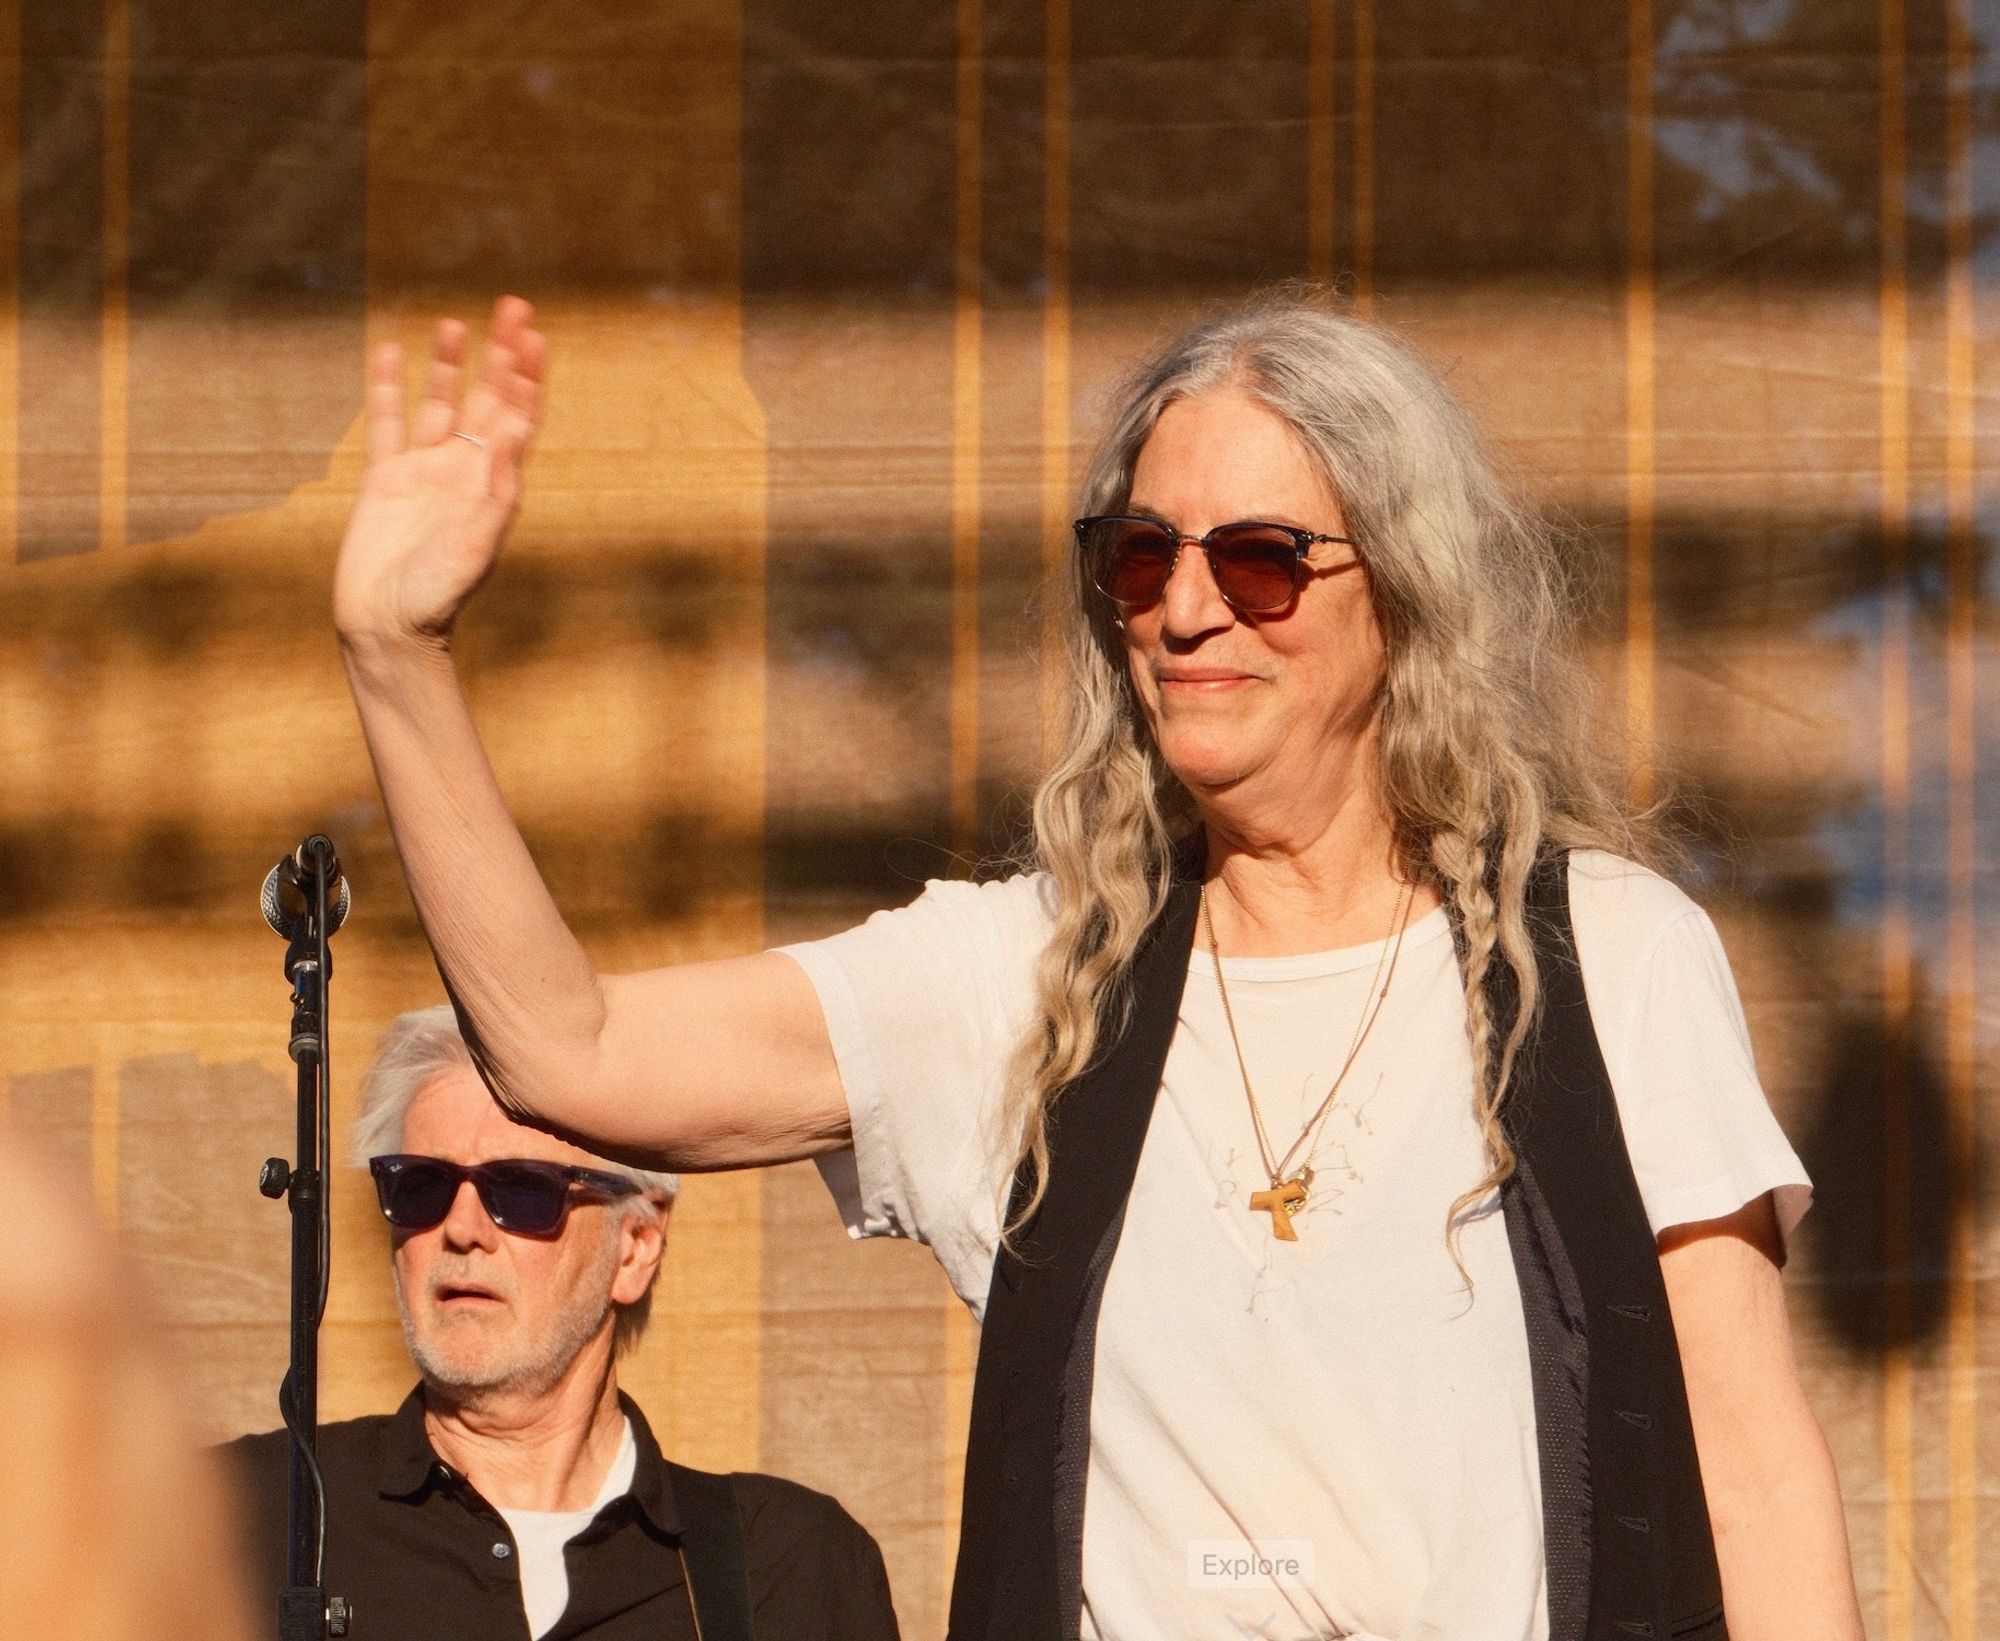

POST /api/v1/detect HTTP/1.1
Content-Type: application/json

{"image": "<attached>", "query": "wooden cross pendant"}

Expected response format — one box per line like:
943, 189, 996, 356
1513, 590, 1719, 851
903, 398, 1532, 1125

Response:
1249, 1178, 1308, 1241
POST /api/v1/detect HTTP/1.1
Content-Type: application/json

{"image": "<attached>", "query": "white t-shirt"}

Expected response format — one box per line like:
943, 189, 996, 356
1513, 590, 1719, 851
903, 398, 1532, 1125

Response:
495, 1417, 638, 1640
781, 851, 1810, 1641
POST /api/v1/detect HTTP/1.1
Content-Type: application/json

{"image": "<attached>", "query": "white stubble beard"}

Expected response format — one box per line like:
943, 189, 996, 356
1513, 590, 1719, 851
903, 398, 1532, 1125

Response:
395, 1218, 622, 1402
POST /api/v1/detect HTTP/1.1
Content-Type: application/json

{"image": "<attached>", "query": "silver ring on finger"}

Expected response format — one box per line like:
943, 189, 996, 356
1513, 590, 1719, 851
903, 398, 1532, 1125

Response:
452, 430, 488, 448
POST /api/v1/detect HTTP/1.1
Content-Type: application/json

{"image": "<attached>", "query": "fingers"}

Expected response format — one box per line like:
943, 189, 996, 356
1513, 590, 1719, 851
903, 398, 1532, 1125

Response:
481, 385, 541, 508
367, 298, 542, 482
509, 328, 547, 420
410, 319, 468, 448
467, 295, 540, 423
489, 293, 536, 347
365, 342, 406, 465
458, 301, 546, 472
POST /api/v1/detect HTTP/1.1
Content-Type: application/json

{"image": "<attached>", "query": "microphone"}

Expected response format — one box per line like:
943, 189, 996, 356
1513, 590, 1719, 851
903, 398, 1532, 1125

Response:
261, 836, 352, 940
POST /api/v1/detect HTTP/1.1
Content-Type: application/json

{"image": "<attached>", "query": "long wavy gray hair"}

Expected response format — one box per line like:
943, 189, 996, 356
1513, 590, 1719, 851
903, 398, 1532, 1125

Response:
1004, 296, 1649, 1237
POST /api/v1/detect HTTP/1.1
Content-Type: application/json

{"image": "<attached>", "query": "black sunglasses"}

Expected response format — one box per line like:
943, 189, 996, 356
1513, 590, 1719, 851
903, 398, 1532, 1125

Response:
368, 1154, 642, 1237
1074, 514, 1361, 614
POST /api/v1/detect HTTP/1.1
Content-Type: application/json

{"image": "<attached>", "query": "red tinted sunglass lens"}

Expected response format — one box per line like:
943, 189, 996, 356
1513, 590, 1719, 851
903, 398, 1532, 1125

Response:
1206, 525, 1304, 610
479, 1162, 572, 1234
1091, 520, 1179, 607
377, 1160, 458, 1230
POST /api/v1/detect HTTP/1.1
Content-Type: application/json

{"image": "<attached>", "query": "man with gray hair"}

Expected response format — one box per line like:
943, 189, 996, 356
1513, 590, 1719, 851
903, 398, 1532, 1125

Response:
226, 1004, 898, 1641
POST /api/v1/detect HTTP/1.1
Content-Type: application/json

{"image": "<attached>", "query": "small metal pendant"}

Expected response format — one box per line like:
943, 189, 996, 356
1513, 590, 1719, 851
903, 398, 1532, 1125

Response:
1250, 1177, 1309, 1241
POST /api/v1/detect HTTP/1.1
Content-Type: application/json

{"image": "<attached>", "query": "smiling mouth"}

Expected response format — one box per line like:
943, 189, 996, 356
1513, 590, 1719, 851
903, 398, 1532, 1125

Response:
1158, 673, 1255, 689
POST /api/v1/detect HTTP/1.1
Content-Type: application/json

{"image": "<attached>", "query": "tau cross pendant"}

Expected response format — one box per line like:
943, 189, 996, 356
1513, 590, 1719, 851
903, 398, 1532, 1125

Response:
1249, 1177, 1309, 1241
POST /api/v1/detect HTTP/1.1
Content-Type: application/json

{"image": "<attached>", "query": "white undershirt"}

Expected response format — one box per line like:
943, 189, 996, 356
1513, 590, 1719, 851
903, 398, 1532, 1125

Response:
495, 1417, 637, 1640
782, 851, 1811, 1641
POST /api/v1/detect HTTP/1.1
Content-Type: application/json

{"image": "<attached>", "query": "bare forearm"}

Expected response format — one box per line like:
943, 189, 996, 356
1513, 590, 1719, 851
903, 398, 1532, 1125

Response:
341, 631, 609, 1122
1662, 1205, 1863, 1641
1709, 1411, 1862, 1641
338, 632, 849, 1169
330, 305, 850, 1170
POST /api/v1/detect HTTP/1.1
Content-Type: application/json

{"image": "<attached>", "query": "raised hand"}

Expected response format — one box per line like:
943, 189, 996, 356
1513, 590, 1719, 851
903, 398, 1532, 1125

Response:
333, 295, 546, 650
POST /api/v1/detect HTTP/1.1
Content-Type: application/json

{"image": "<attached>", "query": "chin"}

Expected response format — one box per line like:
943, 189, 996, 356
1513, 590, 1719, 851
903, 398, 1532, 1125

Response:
408, 1327, 518, 1393
412, 1349, 519, 1396
1150, 705, 1270, 766
1155, 739, 1258, 795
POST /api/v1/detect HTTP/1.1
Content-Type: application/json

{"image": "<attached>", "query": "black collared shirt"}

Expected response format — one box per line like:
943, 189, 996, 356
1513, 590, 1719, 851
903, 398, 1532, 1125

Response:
223, 1390, 900, 1640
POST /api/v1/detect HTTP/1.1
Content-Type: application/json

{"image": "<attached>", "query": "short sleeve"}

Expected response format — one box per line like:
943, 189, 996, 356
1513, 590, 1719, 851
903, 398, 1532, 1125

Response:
1567, 853, 1813, 1253
775, 873, 1057, 1314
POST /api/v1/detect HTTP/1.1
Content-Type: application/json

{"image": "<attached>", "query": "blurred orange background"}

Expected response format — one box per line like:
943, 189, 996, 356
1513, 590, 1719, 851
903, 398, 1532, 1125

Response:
0, 3, 1995, 1637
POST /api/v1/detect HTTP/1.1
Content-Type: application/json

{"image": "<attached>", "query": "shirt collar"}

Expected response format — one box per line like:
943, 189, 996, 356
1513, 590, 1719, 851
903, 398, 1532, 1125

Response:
372, 1383, 682, 1537
618, 1390, 681, 1537
377, 1385, 442, 1499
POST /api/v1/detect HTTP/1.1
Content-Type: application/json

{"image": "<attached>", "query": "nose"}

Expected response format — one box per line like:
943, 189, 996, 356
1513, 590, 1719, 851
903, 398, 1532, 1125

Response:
439, 1178, 500, 1253
1157, 535, 1235, 639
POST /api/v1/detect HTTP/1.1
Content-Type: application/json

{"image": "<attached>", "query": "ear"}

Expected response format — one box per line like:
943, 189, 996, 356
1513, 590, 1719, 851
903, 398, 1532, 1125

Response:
608, 1194, 670, 1307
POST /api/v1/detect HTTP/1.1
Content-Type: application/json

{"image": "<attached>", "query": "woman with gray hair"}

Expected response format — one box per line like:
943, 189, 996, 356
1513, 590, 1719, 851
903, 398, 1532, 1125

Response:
333, 294, 1860, 1641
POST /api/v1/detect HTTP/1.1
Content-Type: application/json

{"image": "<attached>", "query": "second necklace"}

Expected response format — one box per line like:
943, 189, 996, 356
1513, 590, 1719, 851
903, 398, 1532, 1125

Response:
1202, 873, 1418, 1242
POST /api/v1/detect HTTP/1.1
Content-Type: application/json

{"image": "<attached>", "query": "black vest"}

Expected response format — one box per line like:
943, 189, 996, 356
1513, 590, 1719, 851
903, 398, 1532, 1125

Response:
949, 852, 1728, 1641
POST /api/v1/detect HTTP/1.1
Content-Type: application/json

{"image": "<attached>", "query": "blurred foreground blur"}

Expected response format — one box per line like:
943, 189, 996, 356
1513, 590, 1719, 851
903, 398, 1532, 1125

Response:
0, 1133, 255, 1641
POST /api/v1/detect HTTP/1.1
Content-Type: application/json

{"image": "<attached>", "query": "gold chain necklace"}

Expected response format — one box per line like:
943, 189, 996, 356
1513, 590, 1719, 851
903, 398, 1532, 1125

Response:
1201, 874, 1417, 1242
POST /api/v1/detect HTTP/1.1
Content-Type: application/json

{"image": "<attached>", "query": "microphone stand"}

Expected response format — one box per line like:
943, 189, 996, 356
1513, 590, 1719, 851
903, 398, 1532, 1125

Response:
257, 835, 352, 1640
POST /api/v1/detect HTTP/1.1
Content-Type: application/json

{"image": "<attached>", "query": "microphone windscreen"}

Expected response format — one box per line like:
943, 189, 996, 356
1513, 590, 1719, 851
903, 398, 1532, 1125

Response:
260, 855, 351, 939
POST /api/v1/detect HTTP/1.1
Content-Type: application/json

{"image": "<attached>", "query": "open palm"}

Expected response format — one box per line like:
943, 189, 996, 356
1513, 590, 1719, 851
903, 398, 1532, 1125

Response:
333, 295, 546, 647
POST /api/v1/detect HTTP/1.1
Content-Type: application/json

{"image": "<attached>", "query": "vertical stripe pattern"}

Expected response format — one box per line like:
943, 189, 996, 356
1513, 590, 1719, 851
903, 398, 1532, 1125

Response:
1877, 3, 1915, 1635
1351, 0, 1373, 314
1307, 0, 1336, 287
952, 0, 984, 868
1941, 0, 1977, 1631
98, 0, 127, 556
1040, 0, 1072, 734
1625, 0, 1656, 812
944, 0, 985, 1615
0, 0, 17, 564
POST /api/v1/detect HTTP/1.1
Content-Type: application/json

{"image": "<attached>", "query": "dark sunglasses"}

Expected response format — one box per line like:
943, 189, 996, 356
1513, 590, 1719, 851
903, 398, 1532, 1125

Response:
368, 1154, 642, 1237
1074, 514, 1361, 614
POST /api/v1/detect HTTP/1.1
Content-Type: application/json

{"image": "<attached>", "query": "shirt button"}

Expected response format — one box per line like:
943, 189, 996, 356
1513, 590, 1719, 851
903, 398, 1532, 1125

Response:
492, 1542, 512, 1560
